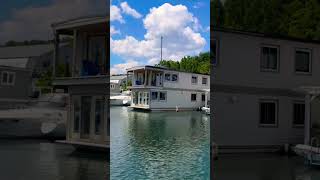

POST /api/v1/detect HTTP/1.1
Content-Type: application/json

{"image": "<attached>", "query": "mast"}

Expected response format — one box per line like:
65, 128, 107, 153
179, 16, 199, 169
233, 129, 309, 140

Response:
160, 36, 163, 61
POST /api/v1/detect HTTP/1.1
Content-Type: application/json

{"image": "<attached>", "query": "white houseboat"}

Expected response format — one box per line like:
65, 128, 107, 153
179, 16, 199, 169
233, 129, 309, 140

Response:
52, 16, 109, 150
127, 65, 210, 111
211, 27, 320, 153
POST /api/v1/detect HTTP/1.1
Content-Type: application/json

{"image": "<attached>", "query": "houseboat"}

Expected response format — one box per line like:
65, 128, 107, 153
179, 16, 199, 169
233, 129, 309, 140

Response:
211, 27, 320, 153
127, 65, 210, 111
52, 16, 109, 150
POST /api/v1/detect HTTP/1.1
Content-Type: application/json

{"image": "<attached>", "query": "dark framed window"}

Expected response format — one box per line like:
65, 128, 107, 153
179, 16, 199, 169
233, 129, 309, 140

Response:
261, 46, 279, 71
202, 94, 206, 102
172, 74, 178, 82
159, 92, 166, 101
151, 91, 158, 101
191, 76, 198, 84
295, 49, 311, 73
293, 101, 305, 126
191, 94, 197, 101
202, 77, 207, 85
165, 73, 171, 81
259, 100, 278, 126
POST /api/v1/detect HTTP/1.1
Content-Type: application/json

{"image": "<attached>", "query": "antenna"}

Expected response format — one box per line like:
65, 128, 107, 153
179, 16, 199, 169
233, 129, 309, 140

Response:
160, 36, 163, 61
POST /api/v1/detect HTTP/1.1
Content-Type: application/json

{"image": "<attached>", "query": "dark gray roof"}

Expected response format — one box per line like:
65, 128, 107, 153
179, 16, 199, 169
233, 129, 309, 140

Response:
0, 44, 53, 59
212, 27, 320, 45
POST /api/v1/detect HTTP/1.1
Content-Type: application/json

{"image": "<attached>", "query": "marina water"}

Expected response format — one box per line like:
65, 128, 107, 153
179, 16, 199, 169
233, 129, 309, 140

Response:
111, 106, 210, 179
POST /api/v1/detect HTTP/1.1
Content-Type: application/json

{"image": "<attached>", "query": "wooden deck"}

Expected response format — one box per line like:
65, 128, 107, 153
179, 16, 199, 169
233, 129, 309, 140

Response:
56, 140, 109, 152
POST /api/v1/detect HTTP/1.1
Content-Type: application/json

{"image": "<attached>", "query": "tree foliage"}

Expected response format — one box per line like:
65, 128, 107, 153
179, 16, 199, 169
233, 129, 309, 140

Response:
212, 0, 320, 40
156, 52, 210, 75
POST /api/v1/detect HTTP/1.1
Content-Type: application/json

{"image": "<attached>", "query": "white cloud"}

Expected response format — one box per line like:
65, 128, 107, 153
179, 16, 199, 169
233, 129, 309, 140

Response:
110, 5, 124, 23
120, 2, 142, 19
111, 3, 206, 66
193, 2, 205, 9
0, 0, 106, 44
110, 25, 120, 36
110, 59, 140, 75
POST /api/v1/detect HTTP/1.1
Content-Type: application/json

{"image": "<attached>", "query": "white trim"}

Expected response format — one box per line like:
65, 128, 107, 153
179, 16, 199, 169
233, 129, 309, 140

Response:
1, 71, 15, 86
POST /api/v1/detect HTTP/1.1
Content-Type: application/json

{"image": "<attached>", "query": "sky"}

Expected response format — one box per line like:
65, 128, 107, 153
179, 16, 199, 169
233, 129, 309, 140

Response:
110, 0, 210, 75
0, 0, 107, 44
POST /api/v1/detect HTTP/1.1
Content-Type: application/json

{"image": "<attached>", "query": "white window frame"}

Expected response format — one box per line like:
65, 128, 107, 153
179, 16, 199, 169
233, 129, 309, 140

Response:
294, 48, 312, 74
260, 45, 280, 72
259, 99, 278, 127
151, 91, 158, 101
1, 71, 15, 86
159, 91, 167, 101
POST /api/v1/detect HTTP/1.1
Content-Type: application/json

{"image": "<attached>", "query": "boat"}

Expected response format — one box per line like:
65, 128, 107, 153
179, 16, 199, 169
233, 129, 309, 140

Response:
110, 91, 131, 106
294, 137, 320, 166
201, 106, 210, 115
0, 93, 67, 138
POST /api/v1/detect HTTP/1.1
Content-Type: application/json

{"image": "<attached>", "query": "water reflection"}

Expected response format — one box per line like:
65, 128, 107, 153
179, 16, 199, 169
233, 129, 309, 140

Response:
0, 140, 108, 180
111, 107, 210, 179
214, 154, 320, 180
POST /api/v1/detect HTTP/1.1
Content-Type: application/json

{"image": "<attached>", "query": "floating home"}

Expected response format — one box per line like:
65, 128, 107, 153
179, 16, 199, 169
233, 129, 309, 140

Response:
52, 16, 109, 150
211, 28, 320, 152
127, 65, 210, 111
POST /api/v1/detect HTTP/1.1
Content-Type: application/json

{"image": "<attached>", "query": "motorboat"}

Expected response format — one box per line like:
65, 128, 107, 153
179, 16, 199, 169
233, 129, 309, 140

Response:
201, 106, 210, 115
110, 91, 131, 106
0, 93, 68, 138
294, 137, 320, 166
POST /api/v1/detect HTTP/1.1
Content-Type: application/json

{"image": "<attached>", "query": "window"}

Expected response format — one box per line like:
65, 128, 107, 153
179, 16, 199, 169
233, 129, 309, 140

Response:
191, 94, 197, 101
261, 46, 279, 71
151, 92, 158, 100
293, 102, 305, 126
95, 98, 104, 135
191, 76, 198, 84
212, 39, 218, 66
165, 73, 171, 81
110, 84, 115, 89
172, 74, 178, 82
1, 71, 15, 86
259, 100, 278, 126
295, 49, 311, 73
87, 35, 107, 75
202, 94, 206, 102
202, 77, 207, 85
159, 92, 166, 101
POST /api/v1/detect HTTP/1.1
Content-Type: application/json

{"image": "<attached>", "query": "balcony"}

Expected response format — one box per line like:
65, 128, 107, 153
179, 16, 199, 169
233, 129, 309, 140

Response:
127, 66, 164, 88
52, 16, 108, 86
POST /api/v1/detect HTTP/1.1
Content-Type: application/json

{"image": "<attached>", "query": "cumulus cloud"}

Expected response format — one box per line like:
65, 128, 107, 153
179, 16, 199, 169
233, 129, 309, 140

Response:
120, 2, 142, 19
110, 25, 120, 36
110, 5, 124, 23
110, 59, 140, 75
111, 3, 206, 74
0, 0, 106, 44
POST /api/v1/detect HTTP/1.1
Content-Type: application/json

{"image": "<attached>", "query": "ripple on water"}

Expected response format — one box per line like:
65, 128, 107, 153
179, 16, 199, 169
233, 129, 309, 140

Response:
111, 107, 210, 180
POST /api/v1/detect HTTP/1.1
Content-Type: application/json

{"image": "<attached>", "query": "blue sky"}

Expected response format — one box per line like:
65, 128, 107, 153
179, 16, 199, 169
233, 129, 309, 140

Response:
110, 0, 210, 74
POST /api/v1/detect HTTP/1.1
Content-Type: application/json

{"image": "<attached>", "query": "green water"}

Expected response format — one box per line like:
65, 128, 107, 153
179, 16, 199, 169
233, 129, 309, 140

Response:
0, 139, 108, 180
110, 107, 210, 180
